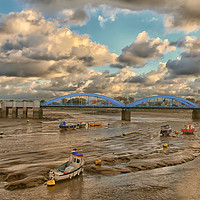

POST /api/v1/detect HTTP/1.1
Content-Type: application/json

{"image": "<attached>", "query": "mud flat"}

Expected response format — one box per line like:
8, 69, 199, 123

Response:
0, 109, 199, 199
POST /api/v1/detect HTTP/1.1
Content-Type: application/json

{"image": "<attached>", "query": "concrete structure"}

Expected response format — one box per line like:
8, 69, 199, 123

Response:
192, 109, 200, 120
0, 100, 43, 119
121, 108, 131, 121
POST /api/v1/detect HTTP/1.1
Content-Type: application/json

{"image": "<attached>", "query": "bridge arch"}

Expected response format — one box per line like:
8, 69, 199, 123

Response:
127, 95, 199, 109
41, 93, 125, 107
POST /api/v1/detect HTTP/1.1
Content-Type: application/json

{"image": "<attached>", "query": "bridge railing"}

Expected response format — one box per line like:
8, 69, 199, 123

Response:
41, 102, 122, 108
40, 94, 200, 109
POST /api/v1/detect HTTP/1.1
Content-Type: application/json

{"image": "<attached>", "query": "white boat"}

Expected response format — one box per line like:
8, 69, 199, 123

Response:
48, 152, 85, 182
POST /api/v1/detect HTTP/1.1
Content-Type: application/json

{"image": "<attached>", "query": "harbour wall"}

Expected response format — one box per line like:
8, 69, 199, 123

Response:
0, 100, 43, 119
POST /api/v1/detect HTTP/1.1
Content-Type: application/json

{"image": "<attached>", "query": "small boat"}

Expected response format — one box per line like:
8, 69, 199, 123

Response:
77, 122, 87, 128
48, 152, 85, 183
59, 121, 77, 130
88, 122, 103, 126
160, 125, 172, 136
181, 124, 195, 134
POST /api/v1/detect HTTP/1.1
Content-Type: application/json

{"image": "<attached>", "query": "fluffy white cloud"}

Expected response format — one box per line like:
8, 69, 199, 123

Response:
123, 62, 200, 99
1, 4, 200, 99
97, 5, 130, 28
20, 0, 200, 32
125, 62, 167, 85
117, 31, 176, 67
0, 9, 117, 78
35, 67, 136, 96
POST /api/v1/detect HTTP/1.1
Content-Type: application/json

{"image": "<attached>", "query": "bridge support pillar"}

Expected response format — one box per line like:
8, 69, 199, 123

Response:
22, 108, 28, 118
192, 109, 200, 120
33, 108, 43, 119
12, 107, 18, 118
2, 107, 8, 118
121, 108, 131, 121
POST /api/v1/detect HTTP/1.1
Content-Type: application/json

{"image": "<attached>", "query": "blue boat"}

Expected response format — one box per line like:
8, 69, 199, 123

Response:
160, 125, 172, 136
59, 121, 77, 130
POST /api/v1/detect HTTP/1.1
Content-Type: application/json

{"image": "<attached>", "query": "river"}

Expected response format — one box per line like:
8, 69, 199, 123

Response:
0, 108, 200, 200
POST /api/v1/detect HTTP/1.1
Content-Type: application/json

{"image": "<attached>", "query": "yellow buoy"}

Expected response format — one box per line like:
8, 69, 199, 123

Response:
46, 179, 55, 186
139, 129, 142, 131
94, 138, 98, 141
129, 132, 133, 134
122, 133, 127, 136
172, 134, 176, 137
148, 127, 151, 129
27, 120, 29, 122
175, 131, 179, 134
163, 144, 168, 148
94, 159, 101, 165
49, 125, 51, 127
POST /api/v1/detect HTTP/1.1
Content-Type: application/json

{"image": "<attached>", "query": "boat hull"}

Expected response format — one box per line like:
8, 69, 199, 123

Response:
49, 166, 84, 181
89, 122, 102, 126
59, 125, 77, 130
160, 130, 172, 136
77, 123, 87, 128
181, 128, 195, 134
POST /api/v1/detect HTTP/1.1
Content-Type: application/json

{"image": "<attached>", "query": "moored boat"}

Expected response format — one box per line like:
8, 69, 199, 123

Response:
59, 121, 77, 130
88, 122, 103, 126
160, 125, 172, 136
181, 124, 195, 134
77, 122, 87, 128
48, 152, 85, 183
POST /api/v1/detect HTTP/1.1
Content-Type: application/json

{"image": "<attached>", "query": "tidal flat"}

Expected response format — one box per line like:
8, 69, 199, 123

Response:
0, 108, 200, 200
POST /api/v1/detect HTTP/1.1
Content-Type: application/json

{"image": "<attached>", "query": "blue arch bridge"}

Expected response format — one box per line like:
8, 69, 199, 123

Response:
41, 93, 200, 121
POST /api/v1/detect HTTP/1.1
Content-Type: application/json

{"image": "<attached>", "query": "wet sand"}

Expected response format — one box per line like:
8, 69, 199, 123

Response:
0, 108, 200, 199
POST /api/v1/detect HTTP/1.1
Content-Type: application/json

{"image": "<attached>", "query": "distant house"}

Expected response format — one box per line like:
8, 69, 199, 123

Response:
196, 101, 200, 106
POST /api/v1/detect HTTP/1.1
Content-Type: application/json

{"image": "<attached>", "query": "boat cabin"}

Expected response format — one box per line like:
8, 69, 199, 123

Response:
160, 125, 171, 130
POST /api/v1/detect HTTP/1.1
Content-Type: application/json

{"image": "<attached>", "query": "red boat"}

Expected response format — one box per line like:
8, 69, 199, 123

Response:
181, 124, 195, 134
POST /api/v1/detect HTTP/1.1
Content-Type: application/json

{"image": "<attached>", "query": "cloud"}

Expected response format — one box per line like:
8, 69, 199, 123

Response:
170, 36, 200, 54
0, 58, 199, 100
97, 5, 130, 27
164, 0, 200, 33
0, 9, 117, 77
20, 0, 200, 32
125, 62, 168, 85
110, 63, 126, 69
166, 53, 200, 77
117, 31, 175, 67
167, 36, 200, 78
120, 62, 200, 99
55, 8, 90, 27
98, 15, 107, 28
30, 66, 137, 98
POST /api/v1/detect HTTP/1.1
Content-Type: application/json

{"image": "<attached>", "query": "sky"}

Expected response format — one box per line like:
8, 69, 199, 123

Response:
0, 0, 200, 100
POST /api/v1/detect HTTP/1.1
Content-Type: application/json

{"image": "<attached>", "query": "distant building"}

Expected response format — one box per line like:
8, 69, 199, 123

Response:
196, 101, 200, 106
